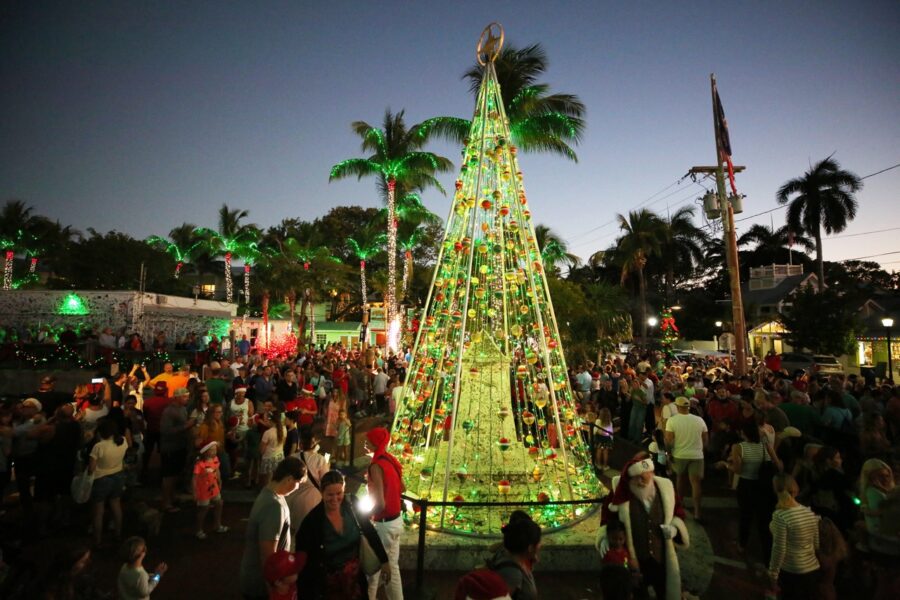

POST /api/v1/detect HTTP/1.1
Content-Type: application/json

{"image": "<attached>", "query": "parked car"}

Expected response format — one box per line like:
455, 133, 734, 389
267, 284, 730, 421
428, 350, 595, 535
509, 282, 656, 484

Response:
778, 352, 844, 376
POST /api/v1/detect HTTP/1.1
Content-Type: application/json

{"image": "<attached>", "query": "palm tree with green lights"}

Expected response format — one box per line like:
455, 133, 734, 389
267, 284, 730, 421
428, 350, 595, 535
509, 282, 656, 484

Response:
196, 204, 260, 303
535, 223, 580, 275
346, 226, 387, 307
421, 43, 585, 161
329, 110, 453, 326
615, 209, 665, 340
147, 223, 204, 279
776, 157, 862, 290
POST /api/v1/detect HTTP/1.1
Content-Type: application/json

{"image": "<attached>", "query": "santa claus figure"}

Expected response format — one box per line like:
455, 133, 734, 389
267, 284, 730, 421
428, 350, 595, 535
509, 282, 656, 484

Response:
597, 455, 690, 600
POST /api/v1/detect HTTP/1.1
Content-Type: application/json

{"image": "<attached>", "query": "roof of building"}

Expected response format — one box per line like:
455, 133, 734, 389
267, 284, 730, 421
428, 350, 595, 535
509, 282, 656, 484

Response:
742, 273, 816, 307
306, 321, 362, 332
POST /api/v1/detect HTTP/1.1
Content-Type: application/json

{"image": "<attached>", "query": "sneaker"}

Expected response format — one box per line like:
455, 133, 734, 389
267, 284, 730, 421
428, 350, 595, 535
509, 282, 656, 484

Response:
196, 531, 207, 540
215, 525, 229, 534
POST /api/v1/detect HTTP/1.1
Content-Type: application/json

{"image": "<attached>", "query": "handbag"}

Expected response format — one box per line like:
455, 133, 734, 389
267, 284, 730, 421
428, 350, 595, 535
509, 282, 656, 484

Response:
71, 469, 94, 504
350, 504, 383, 576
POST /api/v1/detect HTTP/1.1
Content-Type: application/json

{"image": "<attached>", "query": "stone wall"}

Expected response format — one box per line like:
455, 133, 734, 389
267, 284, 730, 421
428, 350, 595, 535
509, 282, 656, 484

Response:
0, 290, 237, 343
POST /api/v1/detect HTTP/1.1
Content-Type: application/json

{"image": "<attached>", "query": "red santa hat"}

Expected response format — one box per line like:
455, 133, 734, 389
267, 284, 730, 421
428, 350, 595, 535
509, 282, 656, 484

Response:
454, 569, 512, 600
301, 384, 315, 396
366, 427, 390, 451
609, 456, 654, 506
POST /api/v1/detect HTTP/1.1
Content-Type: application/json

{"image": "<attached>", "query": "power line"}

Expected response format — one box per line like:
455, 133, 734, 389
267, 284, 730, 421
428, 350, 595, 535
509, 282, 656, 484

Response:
843, 250, 900, 261
860, 162, 900, 180
827, 226, 900, 239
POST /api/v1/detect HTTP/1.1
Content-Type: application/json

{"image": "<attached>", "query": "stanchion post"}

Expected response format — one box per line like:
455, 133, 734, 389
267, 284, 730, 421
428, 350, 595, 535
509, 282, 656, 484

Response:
416, 499, 427, 595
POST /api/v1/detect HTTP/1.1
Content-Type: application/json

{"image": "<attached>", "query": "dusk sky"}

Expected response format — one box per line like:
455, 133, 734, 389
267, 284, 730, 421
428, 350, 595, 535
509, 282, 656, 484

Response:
1, 1, 898, 267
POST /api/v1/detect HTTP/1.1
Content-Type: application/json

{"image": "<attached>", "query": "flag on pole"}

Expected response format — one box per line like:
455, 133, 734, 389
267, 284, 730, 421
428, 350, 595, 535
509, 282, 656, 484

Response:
713, 80, 739, 196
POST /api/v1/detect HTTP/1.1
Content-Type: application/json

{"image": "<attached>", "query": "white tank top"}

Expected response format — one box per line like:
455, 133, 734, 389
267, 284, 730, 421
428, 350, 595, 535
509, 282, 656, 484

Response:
229, 399, 249, 432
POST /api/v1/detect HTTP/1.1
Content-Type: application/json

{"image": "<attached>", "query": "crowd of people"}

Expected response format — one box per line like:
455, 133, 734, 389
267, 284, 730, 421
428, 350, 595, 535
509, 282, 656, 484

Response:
588, 348, 900, 599
0, 337, 898, 599
0, 339, 412, 599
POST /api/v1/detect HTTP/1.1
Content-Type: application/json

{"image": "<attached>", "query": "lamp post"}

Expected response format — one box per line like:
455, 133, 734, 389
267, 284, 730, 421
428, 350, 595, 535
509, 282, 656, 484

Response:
715, 321, 723, 351
883, 317, 894, 384
647, 317, 658, 345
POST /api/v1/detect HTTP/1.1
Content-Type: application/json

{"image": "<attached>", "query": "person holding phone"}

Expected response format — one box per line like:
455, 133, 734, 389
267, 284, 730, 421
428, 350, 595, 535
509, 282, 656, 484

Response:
117, 536, 168, 599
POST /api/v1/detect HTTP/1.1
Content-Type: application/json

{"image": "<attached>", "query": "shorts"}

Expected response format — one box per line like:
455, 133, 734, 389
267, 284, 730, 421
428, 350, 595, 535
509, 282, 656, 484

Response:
91, 471, 126, 503
260, 453, 284, 476
671, 457, 704, 477
161, 449, 188, 478
197, 494, 222, 507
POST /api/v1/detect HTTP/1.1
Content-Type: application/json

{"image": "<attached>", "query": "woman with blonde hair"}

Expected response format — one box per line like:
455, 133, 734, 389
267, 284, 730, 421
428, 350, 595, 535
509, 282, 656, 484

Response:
859, 458, 898, 555
258, 410, 285, 486
768, 473, 820, 599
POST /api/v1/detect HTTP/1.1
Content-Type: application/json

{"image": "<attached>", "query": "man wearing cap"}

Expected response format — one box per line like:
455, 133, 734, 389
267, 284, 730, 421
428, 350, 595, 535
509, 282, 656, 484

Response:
665, 396, 708, 520
159, 387, 195, 512
598, 455, 689, 600
31, 375, 68, 417
365, 427, 404, 600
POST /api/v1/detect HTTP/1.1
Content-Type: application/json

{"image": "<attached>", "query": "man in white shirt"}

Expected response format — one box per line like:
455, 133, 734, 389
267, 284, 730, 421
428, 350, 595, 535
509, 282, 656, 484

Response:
664, 397, 708, 520
372, 366, 390, 415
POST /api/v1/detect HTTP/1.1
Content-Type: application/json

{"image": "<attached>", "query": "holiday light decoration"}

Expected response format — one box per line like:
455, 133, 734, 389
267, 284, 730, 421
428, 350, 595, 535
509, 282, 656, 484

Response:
347, 231, 386, 308
3, 250, 12, 291
224, 251, 234, 302
58, 293, 89, 315
660, 307, 679, 350
390, 24, 604, 535
387, 180, 398, 326
29, 257, 38, 274
146, 233, 203, 279
244, 264, 251, 304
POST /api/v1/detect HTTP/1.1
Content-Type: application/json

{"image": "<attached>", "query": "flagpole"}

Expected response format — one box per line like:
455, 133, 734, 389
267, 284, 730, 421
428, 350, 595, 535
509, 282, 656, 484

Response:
711, 74, 748, 376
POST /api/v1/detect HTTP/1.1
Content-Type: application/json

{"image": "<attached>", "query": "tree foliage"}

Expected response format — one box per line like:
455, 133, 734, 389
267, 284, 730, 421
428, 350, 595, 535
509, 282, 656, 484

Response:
780, 286, 861, 356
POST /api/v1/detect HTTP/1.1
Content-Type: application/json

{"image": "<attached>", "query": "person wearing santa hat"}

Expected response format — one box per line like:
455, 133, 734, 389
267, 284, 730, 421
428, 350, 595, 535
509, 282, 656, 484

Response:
365, 427, 405, 600
454, 569, 512, 600
597, 454, 689, 600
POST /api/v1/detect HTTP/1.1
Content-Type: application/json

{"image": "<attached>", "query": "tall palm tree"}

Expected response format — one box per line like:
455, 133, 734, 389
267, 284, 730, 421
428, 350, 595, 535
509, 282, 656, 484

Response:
658, 206, 708, 303
196, 204, 260, 303
776, 157, 862, 290
147, 223, 204, 279
615, 209, 665, 340
737, 223, 813, 268
422, 43, 585, 161
535, 224, 580, 274
346, 227, 387, 307
397, 221, 424, 300
329, 110, 453, 326
0, 200, 36, 289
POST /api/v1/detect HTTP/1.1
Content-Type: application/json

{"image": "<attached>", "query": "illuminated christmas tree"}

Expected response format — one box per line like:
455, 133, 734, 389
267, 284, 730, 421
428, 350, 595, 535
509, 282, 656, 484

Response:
660, 307, 679, 350
390, 24, 604, 535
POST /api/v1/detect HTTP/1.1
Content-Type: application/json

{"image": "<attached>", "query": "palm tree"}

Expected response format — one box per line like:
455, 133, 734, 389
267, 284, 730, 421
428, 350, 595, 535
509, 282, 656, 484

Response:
615, 209, 665, 340
397, 221, 424, 300
534, 224, 580, 274
0, 200, 37, 289
147, 223, 204, 279
658, 206, 708, 303
329, 110, 453, 326
737, 223, 813, 268
196, 204, 260, 303
776, 157, 862, 290
422, 43, 585, 161
346, 227, 387, 307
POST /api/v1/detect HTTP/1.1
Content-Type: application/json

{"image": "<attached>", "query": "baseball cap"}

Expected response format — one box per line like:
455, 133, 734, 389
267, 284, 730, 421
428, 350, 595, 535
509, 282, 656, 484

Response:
263, 550, 305, 583
674, 396, 691, 408
172, 387, 190, 397
22, 398, 43, 411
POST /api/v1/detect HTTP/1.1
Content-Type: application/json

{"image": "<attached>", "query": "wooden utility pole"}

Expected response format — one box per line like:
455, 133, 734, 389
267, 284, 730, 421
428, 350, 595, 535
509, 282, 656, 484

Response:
689, 76, 748, 375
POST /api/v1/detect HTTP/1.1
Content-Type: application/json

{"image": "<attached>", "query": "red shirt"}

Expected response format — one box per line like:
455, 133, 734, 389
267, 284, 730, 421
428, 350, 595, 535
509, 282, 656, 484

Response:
143, 395, 171, 433
297, 397, 317, 426
706, 397, 739, 428
371, 453, 402, 521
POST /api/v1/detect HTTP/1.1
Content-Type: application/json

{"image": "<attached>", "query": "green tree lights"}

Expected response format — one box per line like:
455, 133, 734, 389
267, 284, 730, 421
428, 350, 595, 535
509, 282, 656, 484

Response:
390, 38, 603, 536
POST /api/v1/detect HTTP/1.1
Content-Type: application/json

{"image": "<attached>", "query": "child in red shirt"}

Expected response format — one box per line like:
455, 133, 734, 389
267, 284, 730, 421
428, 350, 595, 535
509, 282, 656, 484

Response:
264, 550, 305, 600
601, 518, 631, 570
193, 441, 228, 539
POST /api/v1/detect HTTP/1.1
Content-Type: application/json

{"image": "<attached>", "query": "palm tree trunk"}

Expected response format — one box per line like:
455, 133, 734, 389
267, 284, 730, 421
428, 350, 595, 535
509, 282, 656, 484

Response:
815, 229, 825, 291
243, 264, 251, 304
288, 289, 297, 329
402, 250, 412, 299
298, 290, 309, 345
360, 260, 368, 306
638, 267, 648, 341
665, 267, 674, 307
261, 290, 269, 349
224, 252, 233, 303
3, 251, 13, 290
174, 261, 183, 279
386, 179, 397, 326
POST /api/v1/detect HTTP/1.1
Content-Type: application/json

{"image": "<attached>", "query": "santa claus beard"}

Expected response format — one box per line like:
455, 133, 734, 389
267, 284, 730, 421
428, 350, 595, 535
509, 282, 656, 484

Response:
630, 478, 657, 511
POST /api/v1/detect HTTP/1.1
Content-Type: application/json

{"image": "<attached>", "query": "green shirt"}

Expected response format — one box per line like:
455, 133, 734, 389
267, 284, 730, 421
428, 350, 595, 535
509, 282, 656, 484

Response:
205, 378, 228, 405
780, 402, 821, 435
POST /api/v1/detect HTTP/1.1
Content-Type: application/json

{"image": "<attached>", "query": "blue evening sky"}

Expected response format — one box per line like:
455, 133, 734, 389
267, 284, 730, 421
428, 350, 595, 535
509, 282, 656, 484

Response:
1, 1, 898, 266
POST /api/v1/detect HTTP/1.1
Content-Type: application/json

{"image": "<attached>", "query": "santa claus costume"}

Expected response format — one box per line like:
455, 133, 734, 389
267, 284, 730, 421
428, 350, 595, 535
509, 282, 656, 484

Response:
597, 457, 690, 600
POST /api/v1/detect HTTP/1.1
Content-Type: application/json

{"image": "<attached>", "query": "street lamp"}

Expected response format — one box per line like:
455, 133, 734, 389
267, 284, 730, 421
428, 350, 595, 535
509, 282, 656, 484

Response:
648, 317, 658, 328
715, 321, 723, 351
882, 317, 894, 384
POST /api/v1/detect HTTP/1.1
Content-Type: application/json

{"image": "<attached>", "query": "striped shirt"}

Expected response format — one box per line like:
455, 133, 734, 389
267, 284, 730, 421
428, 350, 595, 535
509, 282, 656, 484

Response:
769, 505, 820, 579
737, 442, 765, 480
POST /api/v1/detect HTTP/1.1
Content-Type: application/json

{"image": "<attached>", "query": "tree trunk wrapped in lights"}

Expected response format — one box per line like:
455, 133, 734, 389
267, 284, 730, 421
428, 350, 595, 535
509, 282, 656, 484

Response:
390, 25, 604, 536
3, 251, 12, 290
360, 259, 368, 306
386, 179, 398, 327
29, 257, 38, 274
224, 251, 233, 303
243, 264, 251, 304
